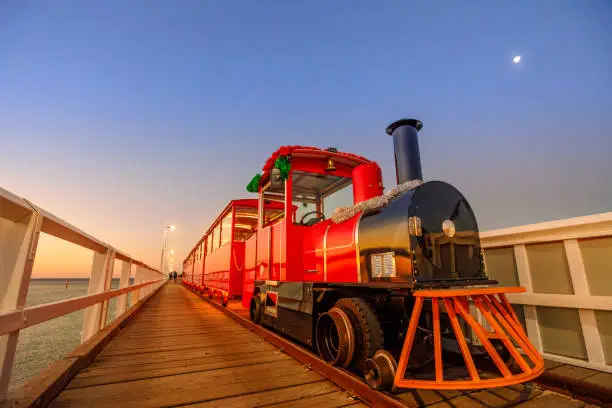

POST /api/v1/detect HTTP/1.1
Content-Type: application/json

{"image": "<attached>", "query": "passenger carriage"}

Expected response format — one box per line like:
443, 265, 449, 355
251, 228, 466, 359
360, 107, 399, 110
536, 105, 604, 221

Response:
182, 199, 283, 305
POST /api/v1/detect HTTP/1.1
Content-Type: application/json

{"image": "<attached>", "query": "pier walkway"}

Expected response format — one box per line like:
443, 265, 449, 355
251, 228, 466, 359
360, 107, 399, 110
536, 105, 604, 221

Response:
50, 283, 365, 408
44, 283, 595, 408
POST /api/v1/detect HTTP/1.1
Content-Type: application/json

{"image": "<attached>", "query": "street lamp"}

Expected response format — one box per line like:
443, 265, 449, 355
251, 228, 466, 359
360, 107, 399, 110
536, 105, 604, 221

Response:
169, 249, 175, 274
160, 225, 176, 275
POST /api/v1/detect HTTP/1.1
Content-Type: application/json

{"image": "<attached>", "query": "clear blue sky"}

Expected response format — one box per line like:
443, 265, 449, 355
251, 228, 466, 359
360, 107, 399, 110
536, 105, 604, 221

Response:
1, 1, 610, 273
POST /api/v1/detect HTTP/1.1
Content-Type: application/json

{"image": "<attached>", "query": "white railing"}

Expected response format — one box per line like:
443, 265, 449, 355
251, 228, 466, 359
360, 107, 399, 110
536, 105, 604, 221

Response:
0, 186, 165, 400
481, 212, 612, 374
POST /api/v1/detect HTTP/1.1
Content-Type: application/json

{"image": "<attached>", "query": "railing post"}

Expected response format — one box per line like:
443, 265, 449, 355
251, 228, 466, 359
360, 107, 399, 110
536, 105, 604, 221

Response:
141, 268, 148, 298
81, 248, 113, 343
143, 268, 151, 298
144, 269, 151, 297
98, 251, 115, 330
0, 209, 42, 401
132, 265, 142, 305
565, 239, 606, 365
513, 244, 543, 353
115, 260, 131, 316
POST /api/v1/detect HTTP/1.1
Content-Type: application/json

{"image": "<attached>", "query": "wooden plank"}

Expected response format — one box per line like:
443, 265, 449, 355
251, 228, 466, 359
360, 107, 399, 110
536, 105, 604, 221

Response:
476, 391, 585, 408
67, 351, 290, 389
84, 342, 275, 370
264, 391, 364, 407
101, 331, 257, 351
51, 361, 326, 408
185, 381, 339, 407
396, 389, 465, 407
116, 327, 248, 339
78, 349, 279, 380
97, 334, 259, 357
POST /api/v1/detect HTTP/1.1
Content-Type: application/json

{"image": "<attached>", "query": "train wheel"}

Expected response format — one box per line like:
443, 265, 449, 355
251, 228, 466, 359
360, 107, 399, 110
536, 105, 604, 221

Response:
250, 296, 262, 324
222, 296, 229, 307
364, 350, 398, 391
315, 307, 356, 368
335, 298, 384, 370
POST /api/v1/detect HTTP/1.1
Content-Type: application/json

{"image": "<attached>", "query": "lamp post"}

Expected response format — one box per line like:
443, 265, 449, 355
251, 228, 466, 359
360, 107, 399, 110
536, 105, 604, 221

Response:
169, 249, 175, 274
160, 225, 176, 275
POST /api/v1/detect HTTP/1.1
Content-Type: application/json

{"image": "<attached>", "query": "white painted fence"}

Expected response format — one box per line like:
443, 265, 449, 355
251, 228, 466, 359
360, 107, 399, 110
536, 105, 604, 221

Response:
0, 187, 165, 400
481, 212, 612, 374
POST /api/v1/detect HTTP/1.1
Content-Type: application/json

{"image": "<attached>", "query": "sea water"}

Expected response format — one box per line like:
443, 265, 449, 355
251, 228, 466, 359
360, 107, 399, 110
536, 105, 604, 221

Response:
9, 278, 127, 390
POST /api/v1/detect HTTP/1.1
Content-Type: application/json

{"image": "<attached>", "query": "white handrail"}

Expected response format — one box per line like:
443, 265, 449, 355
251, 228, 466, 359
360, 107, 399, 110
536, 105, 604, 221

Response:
0, 186, 165, 400
0, 279, 163, 336
480, 212, 612, 374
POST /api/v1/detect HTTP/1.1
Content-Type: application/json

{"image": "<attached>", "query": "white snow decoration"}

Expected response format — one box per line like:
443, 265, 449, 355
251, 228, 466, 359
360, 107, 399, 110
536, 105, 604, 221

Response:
331, 179, 423, 224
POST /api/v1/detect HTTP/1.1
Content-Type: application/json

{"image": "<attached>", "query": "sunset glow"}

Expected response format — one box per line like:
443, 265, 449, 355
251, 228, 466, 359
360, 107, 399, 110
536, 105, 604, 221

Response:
2, 3, 611, 279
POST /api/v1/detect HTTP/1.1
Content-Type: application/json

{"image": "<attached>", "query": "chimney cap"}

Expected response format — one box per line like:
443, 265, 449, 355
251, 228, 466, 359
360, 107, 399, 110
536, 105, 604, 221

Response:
386, 119, 423, 135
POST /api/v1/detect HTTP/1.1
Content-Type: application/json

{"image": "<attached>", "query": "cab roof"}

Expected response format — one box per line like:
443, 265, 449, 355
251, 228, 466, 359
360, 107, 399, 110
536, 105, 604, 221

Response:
261, 145, 371, 181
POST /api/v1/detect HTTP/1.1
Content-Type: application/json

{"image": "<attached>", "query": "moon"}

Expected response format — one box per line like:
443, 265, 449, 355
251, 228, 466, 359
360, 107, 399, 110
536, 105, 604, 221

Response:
513, 55, 521, 64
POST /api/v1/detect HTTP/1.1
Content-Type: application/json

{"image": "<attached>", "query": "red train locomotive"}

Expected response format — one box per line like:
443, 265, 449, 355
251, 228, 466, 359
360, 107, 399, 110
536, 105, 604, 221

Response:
183, 119, 544, 391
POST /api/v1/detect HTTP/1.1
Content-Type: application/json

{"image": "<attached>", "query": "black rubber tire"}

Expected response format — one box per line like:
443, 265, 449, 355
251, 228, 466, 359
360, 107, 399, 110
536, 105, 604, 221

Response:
335, 297, 384, 370
250, 296, 262, 324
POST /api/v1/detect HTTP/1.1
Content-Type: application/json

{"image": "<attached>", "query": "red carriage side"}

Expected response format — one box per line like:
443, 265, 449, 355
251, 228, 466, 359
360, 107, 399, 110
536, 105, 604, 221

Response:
183, 199, 283, 305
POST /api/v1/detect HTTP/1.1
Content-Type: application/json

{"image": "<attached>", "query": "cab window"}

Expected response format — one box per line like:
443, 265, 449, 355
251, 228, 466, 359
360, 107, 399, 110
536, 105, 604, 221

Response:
261, 180, 285, 228
291, 170, 352, 226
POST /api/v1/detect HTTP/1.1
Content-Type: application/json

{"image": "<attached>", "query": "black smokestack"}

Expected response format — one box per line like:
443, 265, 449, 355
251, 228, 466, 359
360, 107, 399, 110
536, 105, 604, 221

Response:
386, 119, 423, 184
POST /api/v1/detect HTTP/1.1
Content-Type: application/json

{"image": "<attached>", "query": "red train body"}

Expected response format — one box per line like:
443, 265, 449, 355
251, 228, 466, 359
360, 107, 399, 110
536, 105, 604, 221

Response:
183, 199, 283, 304
182, 119, 544, 391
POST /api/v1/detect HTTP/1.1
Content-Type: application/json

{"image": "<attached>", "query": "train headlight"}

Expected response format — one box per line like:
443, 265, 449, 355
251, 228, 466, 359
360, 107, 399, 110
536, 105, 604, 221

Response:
442, 219, 456, 238
371, 252, 396, 278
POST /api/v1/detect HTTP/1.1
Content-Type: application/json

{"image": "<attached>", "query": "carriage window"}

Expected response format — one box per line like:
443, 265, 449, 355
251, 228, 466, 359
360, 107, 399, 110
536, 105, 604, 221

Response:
213, 224, 221, 250
220, 213, 232, 247
207, 233, 213, 254
234, 206, 258, 241
263, 200, 284, 227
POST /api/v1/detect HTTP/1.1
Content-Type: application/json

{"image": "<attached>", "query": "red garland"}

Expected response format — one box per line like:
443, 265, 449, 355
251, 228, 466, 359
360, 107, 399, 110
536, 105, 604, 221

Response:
261, 145, 371, 174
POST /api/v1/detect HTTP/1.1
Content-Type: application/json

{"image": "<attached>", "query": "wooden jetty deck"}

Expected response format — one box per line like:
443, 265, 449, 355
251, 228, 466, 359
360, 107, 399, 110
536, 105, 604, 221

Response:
49, 283, 366, 408
43, 283, 596, 408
